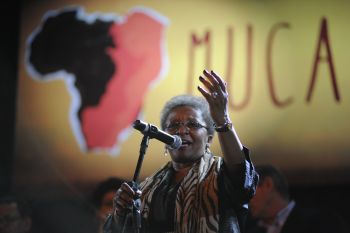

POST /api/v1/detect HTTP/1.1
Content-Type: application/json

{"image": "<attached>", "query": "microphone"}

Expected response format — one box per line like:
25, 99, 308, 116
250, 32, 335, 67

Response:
133, 120, 182, 149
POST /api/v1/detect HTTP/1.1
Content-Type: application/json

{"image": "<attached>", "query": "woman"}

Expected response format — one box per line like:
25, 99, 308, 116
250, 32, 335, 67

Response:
104, 70, 258, 233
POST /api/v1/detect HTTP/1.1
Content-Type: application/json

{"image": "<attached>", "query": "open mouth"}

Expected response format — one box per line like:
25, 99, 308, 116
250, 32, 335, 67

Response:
180, 139, 192, 148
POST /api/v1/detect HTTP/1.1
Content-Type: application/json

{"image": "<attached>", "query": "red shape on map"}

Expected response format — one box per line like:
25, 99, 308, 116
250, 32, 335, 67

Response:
81, 12, 166, 150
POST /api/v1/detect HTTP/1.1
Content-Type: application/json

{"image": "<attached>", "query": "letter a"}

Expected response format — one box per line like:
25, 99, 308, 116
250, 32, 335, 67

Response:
306, 17, 340, 102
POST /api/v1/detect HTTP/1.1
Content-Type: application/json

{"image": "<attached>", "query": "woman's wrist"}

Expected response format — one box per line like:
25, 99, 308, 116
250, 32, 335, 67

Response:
214, 121, 232, 132
213, 116, 232, 132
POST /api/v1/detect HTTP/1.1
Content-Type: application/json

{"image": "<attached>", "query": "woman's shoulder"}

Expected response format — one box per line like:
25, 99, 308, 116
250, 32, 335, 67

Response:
140, 161, 172, 187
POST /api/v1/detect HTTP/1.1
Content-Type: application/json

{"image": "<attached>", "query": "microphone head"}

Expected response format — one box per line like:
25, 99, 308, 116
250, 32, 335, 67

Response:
133, 120, 148, 132
171, 135, 182, 149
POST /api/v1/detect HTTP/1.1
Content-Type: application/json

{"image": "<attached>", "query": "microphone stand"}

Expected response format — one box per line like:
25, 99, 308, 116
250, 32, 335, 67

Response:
122, 134, 149, 233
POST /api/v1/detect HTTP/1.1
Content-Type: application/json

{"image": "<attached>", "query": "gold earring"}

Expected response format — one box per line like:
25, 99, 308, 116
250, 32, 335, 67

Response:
164, 147, 169, 156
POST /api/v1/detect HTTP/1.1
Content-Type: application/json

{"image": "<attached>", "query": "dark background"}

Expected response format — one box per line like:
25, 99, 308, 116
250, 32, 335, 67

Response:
1, 2, 349, 232
1, 1, 20, 194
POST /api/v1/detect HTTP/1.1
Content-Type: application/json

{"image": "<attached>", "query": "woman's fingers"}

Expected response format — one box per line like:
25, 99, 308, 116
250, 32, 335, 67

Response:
198, 69, 229, 122
199, 70, 228, 101
199, 75, 214, 92
197, 85, 211, 101
203, 70, 220, 90
210, 70, 227, 93
113, 182, 142, 216
200, 70, 227, 97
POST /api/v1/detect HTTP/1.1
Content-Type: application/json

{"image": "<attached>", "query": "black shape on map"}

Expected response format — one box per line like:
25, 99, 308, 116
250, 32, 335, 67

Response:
29, 9, 116, 118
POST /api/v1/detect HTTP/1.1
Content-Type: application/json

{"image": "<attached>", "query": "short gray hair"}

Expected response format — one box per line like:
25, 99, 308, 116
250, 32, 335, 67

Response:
160, 95, 215, 135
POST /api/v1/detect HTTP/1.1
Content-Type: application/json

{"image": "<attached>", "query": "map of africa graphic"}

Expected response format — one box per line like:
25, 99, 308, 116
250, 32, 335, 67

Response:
25, 7, 168, 154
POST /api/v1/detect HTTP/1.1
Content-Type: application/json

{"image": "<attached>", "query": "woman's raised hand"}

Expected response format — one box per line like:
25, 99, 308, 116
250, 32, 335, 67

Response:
197, 70, 230, 125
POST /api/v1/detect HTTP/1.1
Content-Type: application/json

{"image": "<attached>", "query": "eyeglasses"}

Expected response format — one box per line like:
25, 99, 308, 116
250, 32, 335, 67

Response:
165, 120, 208, 133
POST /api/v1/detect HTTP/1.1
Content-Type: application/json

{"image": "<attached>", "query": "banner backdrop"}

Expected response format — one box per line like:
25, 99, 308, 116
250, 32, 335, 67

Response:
15, 0, 350, 196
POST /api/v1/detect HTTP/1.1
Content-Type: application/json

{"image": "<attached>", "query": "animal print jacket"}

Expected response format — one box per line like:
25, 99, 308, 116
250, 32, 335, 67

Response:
104, 147, 258, 233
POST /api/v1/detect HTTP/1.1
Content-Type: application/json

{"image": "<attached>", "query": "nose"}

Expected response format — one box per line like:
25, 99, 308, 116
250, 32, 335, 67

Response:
175, 124, 189, 135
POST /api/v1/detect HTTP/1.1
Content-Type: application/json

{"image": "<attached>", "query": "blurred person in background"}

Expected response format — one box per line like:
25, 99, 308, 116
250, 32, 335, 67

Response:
0, 194, 32, 233
246, 165, 348, 233
91, 177, 124, 233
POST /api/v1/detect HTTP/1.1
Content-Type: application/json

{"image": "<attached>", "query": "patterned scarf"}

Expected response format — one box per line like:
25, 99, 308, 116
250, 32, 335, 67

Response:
139, 152, 222, 233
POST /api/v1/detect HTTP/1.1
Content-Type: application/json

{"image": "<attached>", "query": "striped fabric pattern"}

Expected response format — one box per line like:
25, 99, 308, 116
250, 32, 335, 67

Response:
139, 152, 222, 233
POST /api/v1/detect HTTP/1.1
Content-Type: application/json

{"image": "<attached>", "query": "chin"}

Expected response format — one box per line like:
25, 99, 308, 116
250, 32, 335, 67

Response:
171, 156, 190, 164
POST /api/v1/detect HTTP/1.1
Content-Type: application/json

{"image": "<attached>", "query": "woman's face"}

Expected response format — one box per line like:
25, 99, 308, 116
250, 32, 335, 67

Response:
164, 106, 212, 164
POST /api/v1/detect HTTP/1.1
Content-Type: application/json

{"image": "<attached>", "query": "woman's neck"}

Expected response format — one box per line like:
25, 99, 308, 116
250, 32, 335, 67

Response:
171, 162, 193, 183
172, 161, 193, 170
